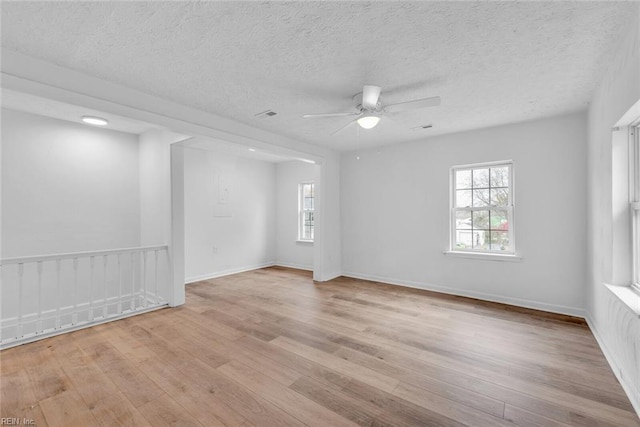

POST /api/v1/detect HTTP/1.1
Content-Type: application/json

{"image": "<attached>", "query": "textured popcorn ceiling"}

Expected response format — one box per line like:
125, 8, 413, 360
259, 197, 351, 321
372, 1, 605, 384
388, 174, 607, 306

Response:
1, 2, 637, 151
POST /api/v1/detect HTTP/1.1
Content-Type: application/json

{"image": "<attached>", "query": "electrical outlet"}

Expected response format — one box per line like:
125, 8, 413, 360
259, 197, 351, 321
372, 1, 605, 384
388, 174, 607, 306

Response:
212, 246, 218, 254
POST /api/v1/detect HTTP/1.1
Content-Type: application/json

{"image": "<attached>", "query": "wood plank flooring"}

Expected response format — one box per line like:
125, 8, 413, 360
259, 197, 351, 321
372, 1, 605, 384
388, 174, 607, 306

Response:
1, 266, 638, 426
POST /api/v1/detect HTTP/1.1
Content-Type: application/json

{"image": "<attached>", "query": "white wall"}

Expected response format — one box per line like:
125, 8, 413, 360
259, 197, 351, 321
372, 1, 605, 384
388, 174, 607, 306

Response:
1, 109, 3, 262
139, 129, 171, 246
2, 50, 344, 284
316, 152, 341, 281
0, 109, 157, 336
183, 146, 276, 282
341, 112, 587, 315
275, 161, 316, 270
586, 7, 640, 413
1, 108, 141, 257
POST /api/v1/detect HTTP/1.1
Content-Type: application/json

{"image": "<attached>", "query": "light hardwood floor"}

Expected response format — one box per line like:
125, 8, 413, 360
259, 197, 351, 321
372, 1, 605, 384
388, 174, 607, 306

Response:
1, 267, 638, 426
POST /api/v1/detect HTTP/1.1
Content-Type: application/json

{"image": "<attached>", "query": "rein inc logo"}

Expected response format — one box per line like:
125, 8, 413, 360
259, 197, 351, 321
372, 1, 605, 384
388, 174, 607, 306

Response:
1, 419, 35, 425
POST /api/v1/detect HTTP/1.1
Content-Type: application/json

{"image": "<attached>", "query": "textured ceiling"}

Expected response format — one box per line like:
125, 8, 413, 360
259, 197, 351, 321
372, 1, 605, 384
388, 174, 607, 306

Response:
2, 1, 637, 151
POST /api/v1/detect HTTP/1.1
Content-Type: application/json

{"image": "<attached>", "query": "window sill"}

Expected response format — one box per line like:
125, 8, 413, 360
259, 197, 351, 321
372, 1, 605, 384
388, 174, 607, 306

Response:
443, 251, 522, 262
604, 283, 640, 318
296, 240, 314, 245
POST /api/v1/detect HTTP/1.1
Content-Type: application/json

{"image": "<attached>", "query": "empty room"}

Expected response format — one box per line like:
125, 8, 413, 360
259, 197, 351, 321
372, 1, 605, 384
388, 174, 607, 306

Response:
1, 2, 639, 426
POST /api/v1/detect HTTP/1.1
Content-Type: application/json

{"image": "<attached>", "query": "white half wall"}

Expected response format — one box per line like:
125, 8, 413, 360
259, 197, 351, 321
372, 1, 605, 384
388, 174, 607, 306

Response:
275, 161, 316, 270
586, 7, 640, 414
1, 108, 141, 257
341, 112, 588, 316
183, 146, 276, 283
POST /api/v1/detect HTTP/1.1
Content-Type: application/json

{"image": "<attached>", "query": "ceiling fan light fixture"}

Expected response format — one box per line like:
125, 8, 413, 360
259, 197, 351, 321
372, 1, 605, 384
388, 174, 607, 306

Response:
357, 113, 380, 129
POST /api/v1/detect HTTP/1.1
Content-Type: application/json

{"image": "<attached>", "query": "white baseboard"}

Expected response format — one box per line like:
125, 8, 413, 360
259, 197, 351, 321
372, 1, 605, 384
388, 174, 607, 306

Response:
185, 262, 275, 284
274, 261, 314, 271
186, 262, 337, 283
341, 271, 586, 318
585, 315, 640, 417
319, 271, 342, 282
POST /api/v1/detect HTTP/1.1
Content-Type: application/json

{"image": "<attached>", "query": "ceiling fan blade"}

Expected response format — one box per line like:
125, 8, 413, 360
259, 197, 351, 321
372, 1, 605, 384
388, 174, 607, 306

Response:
385, 96, 441, 113
303, 112, 359, 118
362, 85, 381, 109
331, 119, 358, 136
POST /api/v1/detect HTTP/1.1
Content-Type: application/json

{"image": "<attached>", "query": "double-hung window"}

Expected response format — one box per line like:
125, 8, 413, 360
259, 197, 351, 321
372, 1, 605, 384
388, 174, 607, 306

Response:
631, 125, 640, 290
451, 161, 514, 254
298, 182, 315, 242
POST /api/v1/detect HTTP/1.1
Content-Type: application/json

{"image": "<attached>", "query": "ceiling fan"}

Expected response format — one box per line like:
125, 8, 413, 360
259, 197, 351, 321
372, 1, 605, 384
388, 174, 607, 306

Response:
303, 85, 441, 134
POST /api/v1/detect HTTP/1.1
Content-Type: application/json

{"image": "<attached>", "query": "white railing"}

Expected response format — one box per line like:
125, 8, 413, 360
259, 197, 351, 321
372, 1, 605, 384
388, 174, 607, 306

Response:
0, 245, 170, 349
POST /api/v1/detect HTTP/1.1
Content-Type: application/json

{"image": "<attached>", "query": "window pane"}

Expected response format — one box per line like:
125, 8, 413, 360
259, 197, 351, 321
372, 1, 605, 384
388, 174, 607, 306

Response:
304, 211, 314, 225
456, 170, 472, 189
472, 230, 489, 249
489, 210, 509, 231
303, 183, 314, 197
635, 209, 640, 284
489, 230, 510, 251
302, 212, 314, 240
472, 189, 490, 207
472, 210, 490, 229
304, 196, 314, 210
456, 190, 472, 207
472, 168, 489, 188
490, 166, 509, 188
455, 230, 473, 249
455, 211, 472, 229
490, 188, 509, 206
303, 226, 313, 240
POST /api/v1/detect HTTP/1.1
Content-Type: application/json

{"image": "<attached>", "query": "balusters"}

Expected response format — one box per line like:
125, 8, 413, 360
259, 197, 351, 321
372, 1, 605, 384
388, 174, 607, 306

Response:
55, 259, 61, 329
17, 263, 24, 338
117, 253, 123, 314
154, 249, 159, 305
36, 261, 43, 334
72, 258, 78, 325
103, 255, 108, 318
2, 246, 169, 348
89, 256, 95, 321
130, 252, 136, 311
142, 251, 148, 308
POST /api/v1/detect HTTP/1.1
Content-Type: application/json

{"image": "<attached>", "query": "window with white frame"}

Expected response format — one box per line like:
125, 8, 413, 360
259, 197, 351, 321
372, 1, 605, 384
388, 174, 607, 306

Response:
298, 182, 315, 241
631, 125, 640, 289
451, 161, 514, 254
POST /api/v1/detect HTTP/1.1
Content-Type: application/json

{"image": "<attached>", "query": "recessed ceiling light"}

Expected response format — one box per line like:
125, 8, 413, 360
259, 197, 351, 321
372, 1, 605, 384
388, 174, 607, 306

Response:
248, 148, 256, 152
82, 116, 109, 126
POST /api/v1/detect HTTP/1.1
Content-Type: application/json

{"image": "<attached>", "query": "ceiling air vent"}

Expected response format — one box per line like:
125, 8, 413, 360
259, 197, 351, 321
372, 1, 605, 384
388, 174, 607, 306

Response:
255, 110, 277, 118
412, 124, 433, 130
